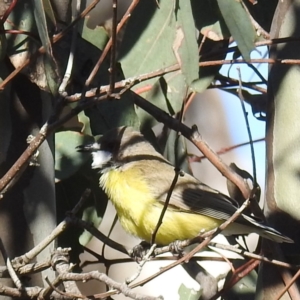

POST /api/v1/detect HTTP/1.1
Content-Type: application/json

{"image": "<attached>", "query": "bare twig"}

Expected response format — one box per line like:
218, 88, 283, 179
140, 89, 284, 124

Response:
133, 93, 252, 199
126, 244, 157, 285
58, 0, 81, 95
237, 67, 257, 185
108, 0, 118, 95
241, 0, 270, 39
275, 268, 300, 300
151, 169, 181, 244
85, 0, 140, 87
209, 258, 260, 300
189, 138, 265, 163
59, 271, 163, 300
48, 248, 81, 297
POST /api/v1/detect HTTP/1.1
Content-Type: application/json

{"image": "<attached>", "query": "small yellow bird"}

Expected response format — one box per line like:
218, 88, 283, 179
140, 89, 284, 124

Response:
78, 126, 293, 245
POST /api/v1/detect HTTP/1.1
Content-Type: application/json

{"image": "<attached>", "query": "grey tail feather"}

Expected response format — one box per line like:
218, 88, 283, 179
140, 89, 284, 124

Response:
242, 215, 294, 243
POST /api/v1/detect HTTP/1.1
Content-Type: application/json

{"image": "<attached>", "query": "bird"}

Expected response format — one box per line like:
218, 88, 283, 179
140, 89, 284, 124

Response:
77, 126, 293, 245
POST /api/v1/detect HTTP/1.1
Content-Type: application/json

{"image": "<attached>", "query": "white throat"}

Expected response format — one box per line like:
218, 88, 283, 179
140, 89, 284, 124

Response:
91, 150, 112, 169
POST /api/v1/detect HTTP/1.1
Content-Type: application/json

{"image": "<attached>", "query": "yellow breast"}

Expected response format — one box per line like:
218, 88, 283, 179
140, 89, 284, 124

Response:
100, 167, 222, 245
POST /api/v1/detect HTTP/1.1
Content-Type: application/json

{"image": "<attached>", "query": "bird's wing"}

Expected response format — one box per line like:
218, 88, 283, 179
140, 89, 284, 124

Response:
131, 159, 241, 221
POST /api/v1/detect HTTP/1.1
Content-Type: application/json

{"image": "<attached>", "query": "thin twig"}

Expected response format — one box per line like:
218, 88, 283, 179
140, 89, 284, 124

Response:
209, 258, 260, 300
241, 0, 270, 39
58, 0, 81, 95
237, 67, 257, 185
189, 137, 265, 163
108, 0, 118, 95
275, 268, 300, 300
85, 0, 140, 88
59, 271, 163, 300
151, 170, 181, 244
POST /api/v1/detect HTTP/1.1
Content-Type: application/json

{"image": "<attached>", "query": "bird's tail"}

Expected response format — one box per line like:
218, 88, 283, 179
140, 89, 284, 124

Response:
242, 215, 293, 243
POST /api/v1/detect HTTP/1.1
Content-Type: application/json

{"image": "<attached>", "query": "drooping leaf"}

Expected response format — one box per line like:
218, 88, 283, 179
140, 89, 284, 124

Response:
33, 0, 59, 95
217, 0, 255, 60
33, 0, 53, 55
175, 0, 199, 86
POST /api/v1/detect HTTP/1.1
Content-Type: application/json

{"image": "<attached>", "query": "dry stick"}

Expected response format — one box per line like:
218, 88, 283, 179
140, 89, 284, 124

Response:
209, 258, 260, 300
189, 138, 265, 163
58, 0, 82, 95
215, 73, 267, 94
85, 0, 140, 87
151, 169, 180, 245
46, 248, 81, 298
237, 68, 257, 183
236, 67, 264, 220
152, 237, 298, 271
151, 101, 186, 243
210, 242, 298, 270
59, 271, 163, 300
67, 57, 300, 102
66, 64, 179, 102
129, 200, 250, 291
108, 0, 118, 95
0, 0, 102, 90
276, 269, 300, 300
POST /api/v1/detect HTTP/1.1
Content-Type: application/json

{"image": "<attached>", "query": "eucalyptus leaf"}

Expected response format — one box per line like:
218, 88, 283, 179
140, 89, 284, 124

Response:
217, 0, 255, 60
119, 0, 188, 122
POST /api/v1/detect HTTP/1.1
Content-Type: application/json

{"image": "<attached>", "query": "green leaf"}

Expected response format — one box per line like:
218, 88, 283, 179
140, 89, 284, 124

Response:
217, 0, 255, 60
190, 0, 230, 92
137, 77, 177, 129
191, 0, 230, 39
175, 0, 199, 86
79, 17, 109, 51
119, 0, 188, 118
55, 131, 94, 181
85, 91, 139, 135
33, 0, 53, 55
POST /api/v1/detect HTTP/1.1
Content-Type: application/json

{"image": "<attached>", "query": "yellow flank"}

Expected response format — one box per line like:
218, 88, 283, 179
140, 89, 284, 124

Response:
100, 167, 223, 245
